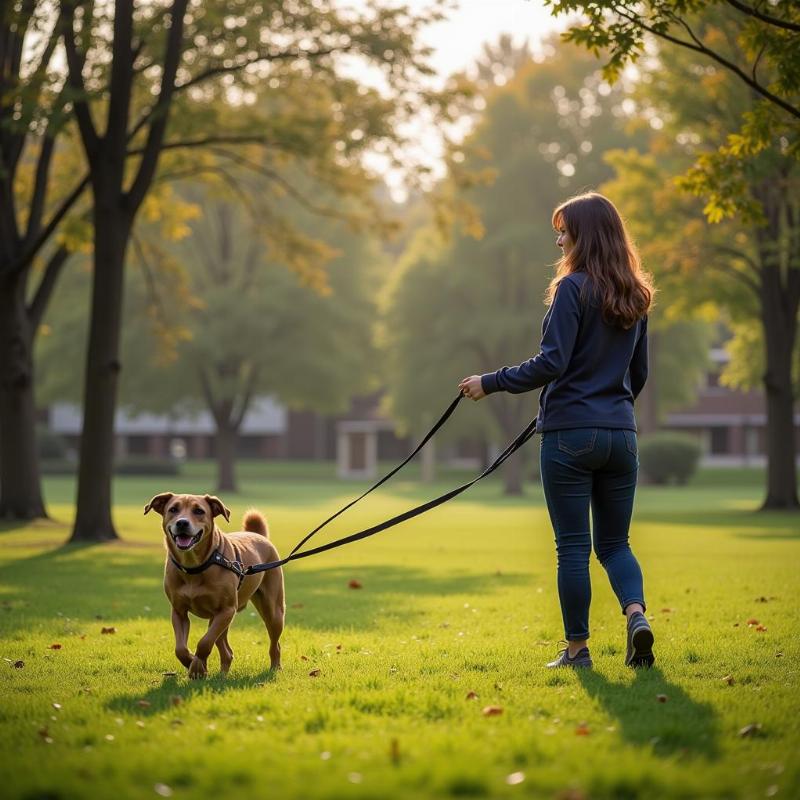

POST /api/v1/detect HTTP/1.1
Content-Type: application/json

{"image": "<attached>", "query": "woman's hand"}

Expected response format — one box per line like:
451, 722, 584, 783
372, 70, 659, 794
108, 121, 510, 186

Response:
458, 375, 486, 401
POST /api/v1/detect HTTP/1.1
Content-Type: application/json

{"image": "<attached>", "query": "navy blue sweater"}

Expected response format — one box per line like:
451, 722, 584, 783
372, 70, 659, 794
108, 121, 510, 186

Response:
480, 271, 648, 432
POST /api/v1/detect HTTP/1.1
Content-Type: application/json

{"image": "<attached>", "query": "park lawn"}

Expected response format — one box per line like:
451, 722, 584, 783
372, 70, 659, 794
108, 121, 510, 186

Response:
0, 464, 798, 800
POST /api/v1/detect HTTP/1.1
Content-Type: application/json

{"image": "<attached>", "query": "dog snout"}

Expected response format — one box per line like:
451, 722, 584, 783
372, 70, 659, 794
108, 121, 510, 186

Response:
175, 518, 191, 532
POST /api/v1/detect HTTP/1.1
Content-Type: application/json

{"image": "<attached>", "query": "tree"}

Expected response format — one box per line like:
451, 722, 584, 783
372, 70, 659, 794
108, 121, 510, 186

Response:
546, 2, 799, 267
0, 3, 90, 519
122, 182, 383, 493
383, 40, 664, 495
600, 21, 800, 509
59, 0, 468, 541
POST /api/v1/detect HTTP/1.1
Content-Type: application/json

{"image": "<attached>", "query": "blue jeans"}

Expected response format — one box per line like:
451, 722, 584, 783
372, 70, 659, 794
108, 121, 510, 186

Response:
539, 427, 646, 641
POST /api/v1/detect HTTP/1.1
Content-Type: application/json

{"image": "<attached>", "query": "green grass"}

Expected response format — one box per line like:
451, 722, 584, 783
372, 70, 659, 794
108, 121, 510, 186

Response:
1, 462, 798, 800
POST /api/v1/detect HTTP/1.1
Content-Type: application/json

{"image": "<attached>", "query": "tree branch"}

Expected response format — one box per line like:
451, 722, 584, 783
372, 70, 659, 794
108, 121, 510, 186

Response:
231, 365, 259, 430
62, 1, 100, 153
27, 245, 70, 334
207, 145, 358, 224
723, 0, 800, 34
24, 134, 56, 244
612, 5, 800, 120
126, 0, 189, 211
105, 0, 135, 159
12, 173, 90, 277
174, 46, 338, 93
128, 133, 274, 155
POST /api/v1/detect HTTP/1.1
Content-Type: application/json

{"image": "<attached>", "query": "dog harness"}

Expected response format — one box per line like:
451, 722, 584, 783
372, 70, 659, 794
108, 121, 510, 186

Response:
169, 550, 247, 588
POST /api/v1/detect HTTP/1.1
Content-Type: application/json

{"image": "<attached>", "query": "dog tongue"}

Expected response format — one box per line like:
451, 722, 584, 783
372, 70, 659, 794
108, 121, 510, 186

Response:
176, 533, 193, 548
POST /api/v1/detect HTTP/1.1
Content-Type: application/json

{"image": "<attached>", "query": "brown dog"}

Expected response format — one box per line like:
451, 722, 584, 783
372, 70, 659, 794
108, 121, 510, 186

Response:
144, 492, 284, 678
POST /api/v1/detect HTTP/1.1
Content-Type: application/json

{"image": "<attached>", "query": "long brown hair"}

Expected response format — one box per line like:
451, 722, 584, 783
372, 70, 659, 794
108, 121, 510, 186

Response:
547, 192, 654, 329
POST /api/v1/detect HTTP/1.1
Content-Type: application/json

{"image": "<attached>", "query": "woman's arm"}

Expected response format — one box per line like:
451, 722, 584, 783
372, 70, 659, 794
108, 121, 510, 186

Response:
479, 276, 583, 395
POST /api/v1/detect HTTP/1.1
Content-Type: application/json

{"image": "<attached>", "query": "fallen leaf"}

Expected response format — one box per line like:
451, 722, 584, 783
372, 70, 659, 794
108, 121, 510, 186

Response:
505, 772, 525, 785
465, 691, 478, 700
13, 660, 24, 669
48, 644, 62, 650
137, 700, 151, 708
482, 705, 503, 717
661, 608, 673, 613
656, 694, 668, 703
348, 579, 362, 590
755, 596, 769, 603
336, 644, 342, 651
746, 618, 759, 626
154, 783, 173, 798
738, 722, 763, 738
52, 703, 61, 710
169, 695, 182, 707
575, 722, 591, 736
755, 625, 767, 632
300, 655, 309, 661
775, 652, 784, 658
309, 668, 321, 677
722, 675, 735, 685
555, 790, 587, 800
101, 627, 116, 634
38, 727, 53, 744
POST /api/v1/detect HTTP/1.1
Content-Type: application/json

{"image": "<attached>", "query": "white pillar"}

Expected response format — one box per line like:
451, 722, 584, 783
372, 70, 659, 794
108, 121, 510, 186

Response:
337, 429, 350, 478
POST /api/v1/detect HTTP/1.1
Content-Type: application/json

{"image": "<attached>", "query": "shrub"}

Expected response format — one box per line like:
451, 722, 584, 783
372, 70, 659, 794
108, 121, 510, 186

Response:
40, 459, 76, 475
638, 432, 702, 485
114, 457, 181, 476
37, 426, 70, 460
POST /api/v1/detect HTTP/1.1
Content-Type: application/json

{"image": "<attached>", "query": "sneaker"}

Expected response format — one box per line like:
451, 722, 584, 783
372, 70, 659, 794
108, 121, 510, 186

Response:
625, 611, 655, 668
546, 640, 593, 669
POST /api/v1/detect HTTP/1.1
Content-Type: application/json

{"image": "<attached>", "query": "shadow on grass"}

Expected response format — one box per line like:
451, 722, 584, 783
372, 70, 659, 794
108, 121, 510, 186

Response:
577, 666, 720, 760
0, 541, 530, 634
633, 507, 800, 538
107, 667, 281, 716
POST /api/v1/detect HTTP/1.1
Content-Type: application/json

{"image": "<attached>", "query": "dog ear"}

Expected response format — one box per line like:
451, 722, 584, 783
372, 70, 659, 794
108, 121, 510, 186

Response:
144, 492, 174, 516
204, 494, 231, 522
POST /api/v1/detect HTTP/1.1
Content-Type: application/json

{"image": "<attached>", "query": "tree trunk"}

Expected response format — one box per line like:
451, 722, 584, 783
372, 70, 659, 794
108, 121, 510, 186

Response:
760, 267, 799, 510
215, 421, 238, 494
420, 436, 436, 483
0, 272, 47, 519
488, 397, 527, 496
70, 208, 132, 541
502, 444, 524, 496
753, 178, 800, 512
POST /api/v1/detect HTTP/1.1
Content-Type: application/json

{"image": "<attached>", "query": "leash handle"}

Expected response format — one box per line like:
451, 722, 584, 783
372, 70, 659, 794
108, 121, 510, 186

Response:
245, 412, 537, 575
285, 392, 466, 558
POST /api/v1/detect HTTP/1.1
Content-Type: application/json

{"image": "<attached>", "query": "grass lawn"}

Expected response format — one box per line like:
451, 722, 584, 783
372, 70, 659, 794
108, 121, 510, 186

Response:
1, 460, 798, 799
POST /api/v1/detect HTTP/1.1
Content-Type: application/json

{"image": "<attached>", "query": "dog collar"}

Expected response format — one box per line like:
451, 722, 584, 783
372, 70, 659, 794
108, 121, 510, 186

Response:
169, 549, 247, 587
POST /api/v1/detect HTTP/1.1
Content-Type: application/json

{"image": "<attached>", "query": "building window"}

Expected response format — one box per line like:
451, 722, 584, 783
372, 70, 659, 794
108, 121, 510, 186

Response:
709, 426, 729, 455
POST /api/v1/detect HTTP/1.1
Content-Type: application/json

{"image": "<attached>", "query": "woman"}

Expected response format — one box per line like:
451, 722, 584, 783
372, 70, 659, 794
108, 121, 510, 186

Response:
458, 192, 655, 670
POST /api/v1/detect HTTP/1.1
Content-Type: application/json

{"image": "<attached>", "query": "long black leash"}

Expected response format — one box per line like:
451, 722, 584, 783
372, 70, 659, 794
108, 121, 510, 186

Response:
174, 392, 537, 580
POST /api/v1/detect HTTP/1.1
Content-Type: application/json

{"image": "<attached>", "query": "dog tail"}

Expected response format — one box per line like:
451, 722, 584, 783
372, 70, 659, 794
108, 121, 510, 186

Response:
242, 509, 269, 537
